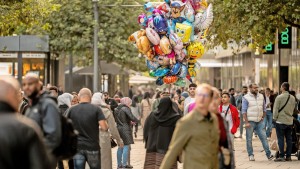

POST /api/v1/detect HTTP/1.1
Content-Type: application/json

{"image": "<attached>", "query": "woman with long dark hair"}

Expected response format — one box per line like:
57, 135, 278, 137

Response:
141, 92, 153, 128
143, 97, 182, 169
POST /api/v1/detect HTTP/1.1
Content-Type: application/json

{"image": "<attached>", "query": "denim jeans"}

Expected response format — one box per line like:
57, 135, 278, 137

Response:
117, 145, 129, 166
245, 120, 271, 157
239, 111, 244, 136
264, 110, 273, 137
275, 123, 293, 158
73, 150, 100, 169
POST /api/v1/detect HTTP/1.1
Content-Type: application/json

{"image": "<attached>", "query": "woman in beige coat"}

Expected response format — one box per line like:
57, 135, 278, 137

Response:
91, 92, 124, 169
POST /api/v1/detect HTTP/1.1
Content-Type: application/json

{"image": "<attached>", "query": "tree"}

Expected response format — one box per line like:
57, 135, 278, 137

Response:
210, 0, 300, 48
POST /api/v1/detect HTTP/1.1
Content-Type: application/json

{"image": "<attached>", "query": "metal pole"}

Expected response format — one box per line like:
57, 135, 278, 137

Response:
93, 0, 99, 92
69, 53, 73, 92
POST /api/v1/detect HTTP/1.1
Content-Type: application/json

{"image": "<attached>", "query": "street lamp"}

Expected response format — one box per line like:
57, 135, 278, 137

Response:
93, 0, 99, 92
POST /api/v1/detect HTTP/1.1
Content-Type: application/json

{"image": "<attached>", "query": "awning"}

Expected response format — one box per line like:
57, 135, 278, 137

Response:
129, 75, 156, 84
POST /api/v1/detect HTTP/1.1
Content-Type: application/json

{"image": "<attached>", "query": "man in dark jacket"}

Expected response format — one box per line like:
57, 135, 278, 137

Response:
23, 73, 62, 158
229, 88, 236, 106
0, 76, 53, 169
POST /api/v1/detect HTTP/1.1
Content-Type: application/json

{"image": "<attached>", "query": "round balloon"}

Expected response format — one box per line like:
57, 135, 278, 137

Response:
154, 67, 170, 77
163, 76, 178, 84
160, 36, 172, 55
174, 78, 186, 87
170, 62, 181, 75
149, 70, 155, 77
146, 28, 160, 45
178, 64, 188, 78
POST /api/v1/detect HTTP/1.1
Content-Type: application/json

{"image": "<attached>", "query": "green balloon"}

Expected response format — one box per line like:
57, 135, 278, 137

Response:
174, 78, 186, 87
149, 71, 155, 77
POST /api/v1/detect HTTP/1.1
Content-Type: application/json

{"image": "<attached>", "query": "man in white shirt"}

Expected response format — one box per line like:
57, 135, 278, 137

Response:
183, 83, 197, 115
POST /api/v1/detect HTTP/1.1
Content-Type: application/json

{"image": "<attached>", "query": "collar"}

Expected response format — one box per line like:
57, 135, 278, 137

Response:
0, 101, 16, 113
193, 109, 213, 122
282, 91, 289, 94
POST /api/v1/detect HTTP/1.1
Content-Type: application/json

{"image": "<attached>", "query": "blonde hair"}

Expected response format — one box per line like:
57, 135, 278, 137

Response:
196, 83, 213, 97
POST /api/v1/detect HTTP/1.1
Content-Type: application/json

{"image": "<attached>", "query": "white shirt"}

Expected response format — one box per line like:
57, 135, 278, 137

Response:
266, 96, 271, 111
184, 97, 195, 115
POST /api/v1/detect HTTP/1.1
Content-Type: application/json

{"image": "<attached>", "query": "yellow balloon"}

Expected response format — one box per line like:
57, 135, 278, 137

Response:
187, 42, 205, 59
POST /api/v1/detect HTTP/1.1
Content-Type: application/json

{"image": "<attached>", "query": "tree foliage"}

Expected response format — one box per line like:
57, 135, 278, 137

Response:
211, 0, 300, 48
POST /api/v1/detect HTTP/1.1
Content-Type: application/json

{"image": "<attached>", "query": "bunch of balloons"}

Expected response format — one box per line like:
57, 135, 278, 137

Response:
128, 0, 213, 86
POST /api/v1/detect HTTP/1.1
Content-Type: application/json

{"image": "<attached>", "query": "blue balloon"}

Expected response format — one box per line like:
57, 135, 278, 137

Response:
156, 77, 164, 86
178, 64, 188, 78
146, 59, 160, 70
170, 62, 181, 75
154, 67, 170, 77
144, 2, 154, 13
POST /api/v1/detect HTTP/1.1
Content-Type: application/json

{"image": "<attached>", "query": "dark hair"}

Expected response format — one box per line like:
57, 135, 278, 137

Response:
155, 91, 162, 99
189, 83, 197, 88
103, 92, 109, 95
144, 92, 151, 105
266, 88, 271, 91
229, 88, 234, 92
176, 89, 182, 95
281, 82, 289, 91
242, 86, 248, 89
131, 95, 139, 107
218, 88, 223, 93
49, 86, 58, 93
222, 92, 230, 98
249, 83, 257, 88
290, 90, 296, 97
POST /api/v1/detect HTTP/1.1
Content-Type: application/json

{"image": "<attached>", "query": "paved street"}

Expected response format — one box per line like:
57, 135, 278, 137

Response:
109, 127, 300, 169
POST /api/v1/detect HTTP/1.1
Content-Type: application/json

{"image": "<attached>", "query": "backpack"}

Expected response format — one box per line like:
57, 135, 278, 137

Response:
38, 96, 78, 160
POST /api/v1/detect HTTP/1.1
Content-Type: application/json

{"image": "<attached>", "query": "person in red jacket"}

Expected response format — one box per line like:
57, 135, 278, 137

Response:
219, 92, 240, 148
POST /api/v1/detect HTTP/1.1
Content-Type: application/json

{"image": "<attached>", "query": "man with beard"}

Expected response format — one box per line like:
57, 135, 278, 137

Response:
23, 73, 61, 163
183, 83, 197, 115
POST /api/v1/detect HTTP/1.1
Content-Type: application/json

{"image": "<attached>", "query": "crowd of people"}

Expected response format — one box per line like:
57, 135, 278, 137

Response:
0, 73, 300, 169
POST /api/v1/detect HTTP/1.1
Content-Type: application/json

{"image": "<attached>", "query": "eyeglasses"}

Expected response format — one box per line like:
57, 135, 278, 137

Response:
197, 93, 210, 98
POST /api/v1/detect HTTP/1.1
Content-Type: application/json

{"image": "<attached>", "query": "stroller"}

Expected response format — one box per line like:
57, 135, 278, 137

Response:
274, 119, 300, 160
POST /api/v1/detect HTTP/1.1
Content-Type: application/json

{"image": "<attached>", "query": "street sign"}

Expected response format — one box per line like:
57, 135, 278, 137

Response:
278, 27, 292, 48
263, 43, 275, 54
0, 53, 17, 58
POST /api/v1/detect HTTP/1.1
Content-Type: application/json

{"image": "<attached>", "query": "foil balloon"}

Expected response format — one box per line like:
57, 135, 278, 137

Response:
157, 55, 170, 66
160, 36, 172, 55
149, 70, 155, 77
146, 59, 160, 70
156, 3, 171, 18
154, 45, 164, 56
170, 62, 181, 75
184, 1, 195, 23
154, 67, 170, 77
153, 15, 168, 35
176, 48, 187, 62
178, 64, 188, 78
138, 13, 148, 28
144, 2, 155, 13
182, 21, 194, 41
146, 28, 160, 45
164, 0, 171, 5
152, 9, 164, 16
188, 0, 201, 12
193, 4, 213, 31
175, 23, 192, 43
156, 77, 164, 86
147, 16, 155, 29
174, 78, 186, 87
167, 50, 176, 65
170, 1, 185, 19
163, 76, 178, 84
187, 41, 205, 59
169, 33, 183, 55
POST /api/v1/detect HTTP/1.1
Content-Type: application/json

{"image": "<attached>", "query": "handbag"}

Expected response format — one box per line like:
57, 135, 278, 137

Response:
111, 138, 117, 148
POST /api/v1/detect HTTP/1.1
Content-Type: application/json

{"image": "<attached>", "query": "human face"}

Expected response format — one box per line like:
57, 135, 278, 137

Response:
104, 94, 109, 100
50, 90, 58, 98
173, 94, 179, 101
22, 78, 40, 99
242, 87, 248, 94
189, 87, 196, 97
71, 95, 79, 105
230, 89, 235, 95
195, 86, 212, 111
250, 84, 259, 95
221, 94, 230, 105
266, 89, 270, 96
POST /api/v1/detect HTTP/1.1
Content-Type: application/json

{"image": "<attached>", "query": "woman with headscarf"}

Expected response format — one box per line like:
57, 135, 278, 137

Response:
114, 97, 138, 169
143, 97, 182, 169
141, 92, 153, 128
57, 93, 73, 115
91, 92, 123, 169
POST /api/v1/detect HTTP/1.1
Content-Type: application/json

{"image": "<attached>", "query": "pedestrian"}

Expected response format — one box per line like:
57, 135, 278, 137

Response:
160, 84, 220, 169
264, 88, 274, 138
71, 92, 79, 105
23, 73, 62, 165
57, 93, 74, 169
114, 97, 138, 169
49, 86, 59, 98
173, 93, 184, 113
91, 92, 124, 169
143, 97, 182, 169
129, 86, 134, 99
0, 76, 53, 169
141, 92, 153, 128
290, 90, 300, 119
242, 83, 274, 161
235, 86, 248, 138
131, 95, 141, 138
229, 88, 236, 106
273, 82, 296, 162
66, 88, 108, 169
151, 91, 162, 112
19, 90, 29, 115
104, 92, 119, 113
183, 83, 197, 115
219, 92, 240, 149
209, 87, 235, 169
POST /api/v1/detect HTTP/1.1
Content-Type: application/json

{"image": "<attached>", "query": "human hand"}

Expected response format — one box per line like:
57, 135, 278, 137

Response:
245, 122, 251, 128
119, 142, 124, 148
